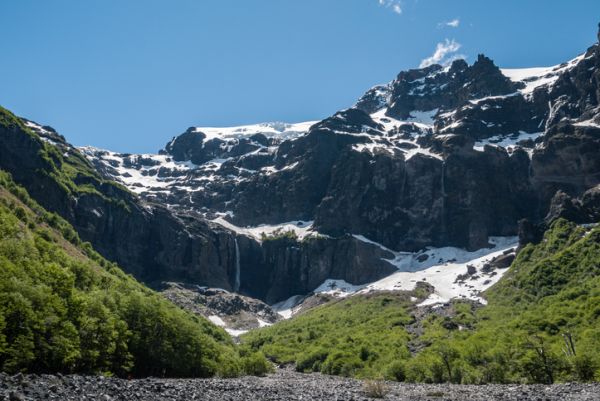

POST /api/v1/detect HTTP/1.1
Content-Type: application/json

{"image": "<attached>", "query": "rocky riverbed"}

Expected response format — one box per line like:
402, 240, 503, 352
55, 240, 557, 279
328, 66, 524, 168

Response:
1, 369, 599, 401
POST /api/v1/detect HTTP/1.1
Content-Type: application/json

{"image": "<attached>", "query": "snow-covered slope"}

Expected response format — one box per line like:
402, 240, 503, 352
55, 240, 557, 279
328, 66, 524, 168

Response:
184, 121, 318, 141
274, 236, 518, 318
501, 53, 585, 95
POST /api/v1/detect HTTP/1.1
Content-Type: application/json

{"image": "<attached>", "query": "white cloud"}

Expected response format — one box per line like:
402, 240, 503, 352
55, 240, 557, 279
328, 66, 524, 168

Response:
419, 39, 465, 68
437, 18, 460, 29
378, 0, 402, 15
446, 18, 460, 28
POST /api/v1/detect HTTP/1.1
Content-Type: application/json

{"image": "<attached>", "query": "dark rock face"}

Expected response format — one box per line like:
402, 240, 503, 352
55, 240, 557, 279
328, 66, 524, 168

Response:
230, 129, 367, 226
434, 94, 547, 141
240, 235, 397, 304
532, 123, 600, 205
165, 127, 206, 161
544, 185, 600, 226
386, 55, 518, 120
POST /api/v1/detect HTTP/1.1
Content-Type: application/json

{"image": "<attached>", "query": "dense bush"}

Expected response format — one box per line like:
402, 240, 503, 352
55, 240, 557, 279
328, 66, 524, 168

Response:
244, 292, 414, 379
240, 352, 274, 376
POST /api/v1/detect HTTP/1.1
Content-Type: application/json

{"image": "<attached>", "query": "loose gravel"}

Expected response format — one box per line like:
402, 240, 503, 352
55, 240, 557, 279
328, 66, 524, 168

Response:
1, 369, 598, 401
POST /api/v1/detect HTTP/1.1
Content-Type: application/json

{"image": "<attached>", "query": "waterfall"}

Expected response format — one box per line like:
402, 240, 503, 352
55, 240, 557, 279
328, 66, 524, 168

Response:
440, 161, 447, 241
233, 237, 241, 292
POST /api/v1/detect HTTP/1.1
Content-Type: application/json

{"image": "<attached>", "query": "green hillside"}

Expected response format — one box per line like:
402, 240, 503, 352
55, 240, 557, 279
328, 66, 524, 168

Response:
0, 171, 267, 378
243, 220, 600, 383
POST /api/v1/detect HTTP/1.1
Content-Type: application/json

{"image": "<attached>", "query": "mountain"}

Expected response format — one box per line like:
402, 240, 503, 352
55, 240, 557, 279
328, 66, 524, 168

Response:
2, 23, 600, 342
76, 25, 600, 307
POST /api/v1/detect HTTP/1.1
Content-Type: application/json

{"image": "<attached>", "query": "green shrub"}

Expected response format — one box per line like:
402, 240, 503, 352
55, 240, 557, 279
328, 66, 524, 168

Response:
241, 352, 273, 376
296, 348, 329, 372
322, 351, 363, 377
571, 353, 598, 382
385, 360, 406, 381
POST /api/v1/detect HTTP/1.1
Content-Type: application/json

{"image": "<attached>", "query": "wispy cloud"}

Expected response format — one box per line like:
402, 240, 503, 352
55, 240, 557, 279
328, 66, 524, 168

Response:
437, 18, 460, 29
445, 18, 460, 28
419, 39, 465, 68
378, 0, 402, 15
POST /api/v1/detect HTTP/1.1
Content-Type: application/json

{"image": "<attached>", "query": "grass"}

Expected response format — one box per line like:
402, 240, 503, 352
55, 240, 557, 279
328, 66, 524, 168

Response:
362, 379, 390, 398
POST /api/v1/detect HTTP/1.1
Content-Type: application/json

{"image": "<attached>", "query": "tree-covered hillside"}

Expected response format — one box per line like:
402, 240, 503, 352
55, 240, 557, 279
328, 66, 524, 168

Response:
0, 171, 268, 378
243, 219, 600, 383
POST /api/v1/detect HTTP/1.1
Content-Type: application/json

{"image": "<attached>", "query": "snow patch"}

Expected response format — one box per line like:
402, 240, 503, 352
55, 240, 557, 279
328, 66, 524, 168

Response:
308, 236, 518, 308
272, 295, 306, 319
313, 279, 365, 298
474, 131, 543, 152
194, 121, 317, 141
211, 217, 317, 241
501, 53, 585, 96
208, 315, 226, 327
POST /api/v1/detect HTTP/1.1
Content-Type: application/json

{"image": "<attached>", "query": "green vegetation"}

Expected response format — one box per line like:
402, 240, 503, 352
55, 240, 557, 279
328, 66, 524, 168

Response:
0, 171, 268, 377
260, 229, 299, 242
244, 291, 423, 378
243, 219, 600, 383
0, 106, 35, 136
0, 105, 130, 208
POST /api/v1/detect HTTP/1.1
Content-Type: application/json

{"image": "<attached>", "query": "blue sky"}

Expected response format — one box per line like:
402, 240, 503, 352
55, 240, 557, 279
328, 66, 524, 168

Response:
2, 1, 599, 153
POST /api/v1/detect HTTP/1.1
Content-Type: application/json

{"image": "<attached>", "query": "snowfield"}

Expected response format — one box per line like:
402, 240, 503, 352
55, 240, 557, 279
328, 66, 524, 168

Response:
362, 236, 518, 306
275, 236, 518, 318
189, 121, 318, 141
501, 53, 585, 95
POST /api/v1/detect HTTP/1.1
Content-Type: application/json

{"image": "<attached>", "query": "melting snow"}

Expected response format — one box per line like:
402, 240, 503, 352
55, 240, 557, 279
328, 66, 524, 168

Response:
474, 131, 543, 152
193, 121, 317, 141
353, 109, 442, 161
225, 328, 248, 337
286, 236, 519, 312
80, 147, 200, 194
208, 315, 226, 326
313, 279, 365, 298
211, 217, 317, 241
272, 295, 306, 319
361, 236, 518, 305
501, 53, 585, 95
573, 119, 600, 129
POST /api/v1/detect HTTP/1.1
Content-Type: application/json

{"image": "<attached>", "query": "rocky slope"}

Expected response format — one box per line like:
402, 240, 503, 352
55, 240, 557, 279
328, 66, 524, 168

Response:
159, 282, 281, 336
1, 370, 599, 401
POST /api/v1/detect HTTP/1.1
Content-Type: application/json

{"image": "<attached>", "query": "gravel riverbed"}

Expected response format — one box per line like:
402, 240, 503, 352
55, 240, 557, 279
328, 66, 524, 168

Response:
1, 369, 598, 401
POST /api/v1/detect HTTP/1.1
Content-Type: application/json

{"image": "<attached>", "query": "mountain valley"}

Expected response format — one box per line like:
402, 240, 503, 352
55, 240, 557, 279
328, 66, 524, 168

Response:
1, 19, 600, 399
